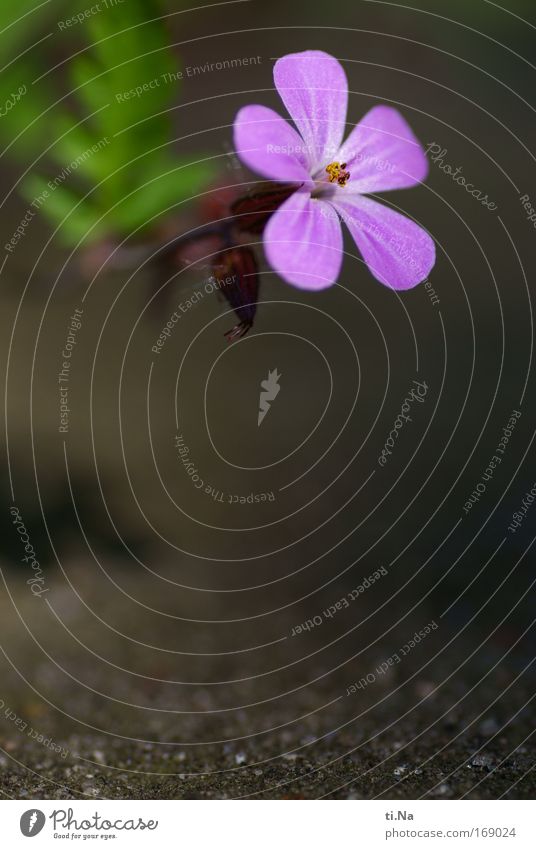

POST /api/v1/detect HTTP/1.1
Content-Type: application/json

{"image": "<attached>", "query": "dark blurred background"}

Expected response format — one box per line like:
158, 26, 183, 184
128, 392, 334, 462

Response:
0, 0, 534, 799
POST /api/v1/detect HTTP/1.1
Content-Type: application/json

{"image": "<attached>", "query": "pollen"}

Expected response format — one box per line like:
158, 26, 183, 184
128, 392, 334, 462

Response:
326, 161, 351, 187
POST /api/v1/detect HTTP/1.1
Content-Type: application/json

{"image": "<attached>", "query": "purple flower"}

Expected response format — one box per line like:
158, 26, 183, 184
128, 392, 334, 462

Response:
233, 50, 435, 291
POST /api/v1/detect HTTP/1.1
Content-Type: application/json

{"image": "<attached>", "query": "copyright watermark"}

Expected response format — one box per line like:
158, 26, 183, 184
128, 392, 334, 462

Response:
174, 435, 275, 504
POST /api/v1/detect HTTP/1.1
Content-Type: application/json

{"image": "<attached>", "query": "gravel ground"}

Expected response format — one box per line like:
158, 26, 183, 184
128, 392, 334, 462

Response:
1, 566, 534, 800
1, 707, 534, 799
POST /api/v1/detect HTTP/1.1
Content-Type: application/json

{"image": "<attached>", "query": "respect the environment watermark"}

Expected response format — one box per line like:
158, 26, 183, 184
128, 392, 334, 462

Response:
5, 138, 109, 255
57, 0, 125, 30
116, 56, 262, 102
423, 278, 440, 306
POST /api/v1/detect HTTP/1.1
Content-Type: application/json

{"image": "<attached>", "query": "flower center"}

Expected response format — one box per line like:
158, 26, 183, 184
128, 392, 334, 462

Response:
325, 161, 351, 187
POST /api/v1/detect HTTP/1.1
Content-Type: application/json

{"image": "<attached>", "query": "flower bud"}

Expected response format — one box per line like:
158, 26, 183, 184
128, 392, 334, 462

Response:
213, 247, 259, 340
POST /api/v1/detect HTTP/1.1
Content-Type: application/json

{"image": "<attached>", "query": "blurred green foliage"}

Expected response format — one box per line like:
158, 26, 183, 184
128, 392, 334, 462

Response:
0, 0, 215, 245
0, 0, 531, 247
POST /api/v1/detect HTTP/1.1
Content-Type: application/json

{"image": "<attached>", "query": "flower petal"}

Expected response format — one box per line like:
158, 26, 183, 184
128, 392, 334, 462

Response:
331, 195, 435, 290
264, 190, 343, 290
337, 105, 429, 193
233, 104, 312, 184
273, 51, 348, 172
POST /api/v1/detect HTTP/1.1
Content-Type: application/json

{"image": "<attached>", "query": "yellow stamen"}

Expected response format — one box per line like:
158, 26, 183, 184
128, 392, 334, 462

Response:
326, 161, 351, 187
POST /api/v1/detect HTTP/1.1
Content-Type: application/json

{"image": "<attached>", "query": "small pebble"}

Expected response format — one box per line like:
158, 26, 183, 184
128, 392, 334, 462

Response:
479, 718, 500, 737
471, 753, 493, 768
82, 783, 99, 796
393, 765, 408, 777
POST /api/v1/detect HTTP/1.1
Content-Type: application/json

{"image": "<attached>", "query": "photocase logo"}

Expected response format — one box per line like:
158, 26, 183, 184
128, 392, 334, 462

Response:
20, 809, 46, 837
258, 368, 281, 426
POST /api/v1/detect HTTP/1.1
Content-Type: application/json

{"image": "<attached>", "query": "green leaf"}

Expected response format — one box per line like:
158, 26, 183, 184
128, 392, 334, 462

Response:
21, 174, 104, 245
111, 157, 216, 233
1, 0, 217, 245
